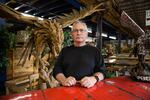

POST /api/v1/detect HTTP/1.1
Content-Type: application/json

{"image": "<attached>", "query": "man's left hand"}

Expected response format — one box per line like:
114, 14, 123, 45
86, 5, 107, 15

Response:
80, 76, 97, 88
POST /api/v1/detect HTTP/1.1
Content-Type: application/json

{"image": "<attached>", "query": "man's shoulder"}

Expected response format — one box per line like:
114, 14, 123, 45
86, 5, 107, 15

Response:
64, 45, 74, 49
85, 45, 99, 51
62, 45, 74, 51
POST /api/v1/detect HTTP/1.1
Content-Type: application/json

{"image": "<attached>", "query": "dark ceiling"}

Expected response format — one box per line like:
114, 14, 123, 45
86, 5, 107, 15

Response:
119, 0, 150, 30
4, 0, 81, 19
0, 0, 150, 38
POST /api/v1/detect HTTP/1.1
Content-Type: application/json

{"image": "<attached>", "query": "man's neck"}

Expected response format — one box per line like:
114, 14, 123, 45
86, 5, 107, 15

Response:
74, 42, 86, 47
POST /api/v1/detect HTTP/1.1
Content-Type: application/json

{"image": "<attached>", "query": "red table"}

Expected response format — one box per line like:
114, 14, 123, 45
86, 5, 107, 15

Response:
0, 76, 150, 100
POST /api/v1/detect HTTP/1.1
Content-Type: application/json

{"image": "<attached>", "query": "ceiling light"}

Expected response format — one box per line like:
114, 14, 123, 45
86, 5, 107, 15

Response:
24, 10, 29, 13
109, 36, 116, 40
21, 13, 34, 17
102, 33, 108, 37
14, 7, 20, 10
14, 4, 24, 10
24, 11, 28, 13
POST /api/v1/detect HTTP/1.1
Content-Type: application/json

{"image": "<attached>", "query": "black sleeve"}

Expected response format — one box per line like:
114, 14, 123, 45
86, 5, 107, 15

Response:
94, 50, 106, 78
53, 48, 64, 78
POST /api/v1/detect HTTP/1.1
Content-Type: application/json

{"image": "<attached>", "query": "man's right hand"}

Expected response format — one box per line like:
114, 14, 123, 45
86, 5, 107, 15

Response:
61, 76, 77, 86
56, 73, 77, 87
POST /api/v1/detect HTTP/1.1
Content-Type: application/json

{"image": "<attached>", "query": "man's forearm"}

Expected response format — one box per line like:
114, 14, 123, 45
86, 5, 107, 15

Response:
56, 73, 66, 84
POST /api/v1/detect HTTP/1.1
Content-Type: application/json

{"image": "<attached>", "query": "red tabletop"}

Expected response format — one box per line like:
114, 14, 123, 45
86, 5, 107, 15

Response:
0, 90, 44, 100
0, 76, 150, 100
105, 76, 150, 100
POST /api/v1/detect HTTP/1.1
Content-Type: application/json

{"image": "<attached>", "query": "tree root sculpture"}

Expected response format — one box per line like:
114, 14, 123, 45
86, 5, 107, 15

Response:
130, 31, 150, 82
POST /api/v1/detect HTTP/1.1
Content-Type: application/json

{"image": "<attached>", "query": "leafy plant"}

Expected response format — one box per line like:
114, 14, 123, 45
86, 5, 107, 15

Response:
0, 26, 16, 73
63, 31, 72, 47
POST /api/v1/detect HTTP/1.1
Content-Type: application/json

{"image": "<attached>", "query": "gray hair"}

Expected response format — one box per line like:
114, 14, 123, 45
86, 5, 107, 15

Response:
72, 20, 88, 31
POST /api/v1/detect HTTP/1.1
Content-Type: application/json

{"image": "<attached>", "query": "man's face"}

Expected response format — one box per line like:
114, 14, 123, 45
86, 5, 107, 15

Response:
71, 23, 88, 43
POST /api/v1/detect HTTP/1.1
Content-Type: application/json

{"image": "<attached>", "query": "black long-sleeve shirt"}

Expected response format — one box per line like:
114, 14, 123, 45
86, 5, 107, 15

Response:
53, 45, 106, 80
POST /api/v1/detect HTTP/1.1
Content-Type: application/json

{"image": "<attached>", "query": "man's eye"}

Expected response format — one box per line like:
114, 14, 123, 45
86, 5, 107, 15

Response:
72, 29, 86, 33
79, 29, 84, 32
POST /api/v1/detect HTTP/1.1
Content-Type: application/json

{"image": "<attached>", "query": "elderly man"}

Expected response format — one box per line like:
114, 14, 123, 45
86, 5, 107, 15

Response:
53, 20, 106, 88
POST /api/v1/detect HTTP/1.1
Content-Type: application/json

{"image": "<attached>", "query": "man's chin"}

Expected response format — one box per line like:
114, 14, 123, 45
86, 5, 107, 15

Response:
75, 40, 84, 43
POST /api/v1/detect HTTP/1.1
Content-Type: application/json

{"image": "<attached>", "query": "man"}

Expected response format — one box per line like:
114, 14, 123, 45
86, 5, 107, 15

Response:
53, 20, 106, 88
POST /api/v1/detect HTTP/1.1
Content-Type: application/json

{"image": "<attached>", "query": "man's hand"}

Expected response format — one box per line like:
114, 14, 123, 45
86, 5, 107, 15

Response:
80, 76, 97, 88
61, 76, 77, 87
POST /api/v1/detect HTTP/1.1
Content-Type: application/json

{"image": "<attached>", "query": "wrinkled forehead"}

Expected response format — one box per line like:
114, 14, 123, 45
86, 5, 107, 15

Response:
72, 22, 87, 30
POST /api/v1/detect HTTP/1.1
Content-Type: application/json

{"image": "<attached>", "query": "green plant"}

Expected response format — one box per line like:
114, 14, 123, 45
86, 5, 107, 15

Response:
63, 31, 72, 47
0, 26, 16, 73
